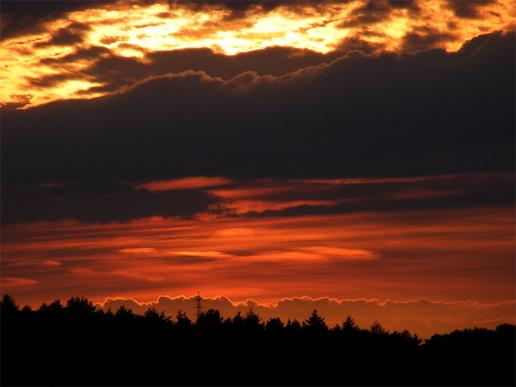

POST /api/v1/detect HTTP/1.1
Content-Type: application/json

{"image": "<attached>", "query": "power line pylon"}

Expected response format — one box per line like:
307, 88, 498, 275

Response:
194, 291, 202, 320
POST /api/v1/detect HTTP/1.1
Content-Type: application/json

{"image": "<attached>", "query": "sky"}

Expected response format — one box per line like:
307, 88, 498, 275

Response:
1, 0, 515, 336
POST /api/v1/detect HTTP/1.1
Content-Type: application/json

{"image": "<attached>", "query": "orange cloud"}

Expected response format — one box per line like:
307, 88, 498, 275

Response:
1, 171, 513, 334
1, 0, 513, 108
1, 277, 39, 287
135, 176, 232, 191
119, 247, 159, 254
302, 246, 377, 260
2, 205, 514, 309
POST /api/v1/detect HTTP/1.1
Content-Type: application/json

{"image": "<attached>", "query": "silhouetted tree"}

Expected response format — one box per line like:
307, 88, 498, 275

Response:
370, 320, 386, 335
196, 309, 223, 330
1, 294, 18, 314
115, 305, 134, 320
303, 309, 328, 333
144, 306, 169, 323
265, 317, 284, 332
66, 297, 96, 314
285, 318, 302, 332
342, 315, 359, 333
243, 308, 263, 333
175, 310, 192, 329
1, 293, 514, 386
232, 311, 244, 325
39, 299, 63, 314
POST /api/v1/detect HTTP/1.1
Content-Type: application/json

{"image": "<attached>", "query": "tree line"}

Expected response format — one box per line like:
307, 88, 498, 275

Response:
1, 294, 514, 386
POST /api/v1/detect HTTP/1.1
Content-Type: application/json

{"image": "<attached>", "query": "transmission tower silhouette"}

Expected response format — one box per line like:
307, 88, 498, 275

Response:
194, 291, 202, 320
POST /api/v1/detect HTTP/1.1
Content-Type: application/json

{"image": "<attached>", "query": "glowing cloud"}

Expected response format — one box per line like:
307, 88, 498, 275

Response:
1, 0, 513, 108
136, 176, 232, 191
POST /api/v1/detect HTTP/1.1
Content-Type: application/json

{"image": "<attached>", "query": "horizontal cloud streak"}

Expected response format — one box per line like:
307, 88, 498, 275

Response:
2, 206, 514, 308
136, 176, 232, 191
2, 171, 512, 224
1, 181, 218, 224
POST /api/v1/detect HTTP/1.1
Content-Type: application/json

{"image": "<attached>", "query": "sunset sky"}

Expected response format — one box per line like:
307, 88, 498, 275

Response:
1, 0, 514, 336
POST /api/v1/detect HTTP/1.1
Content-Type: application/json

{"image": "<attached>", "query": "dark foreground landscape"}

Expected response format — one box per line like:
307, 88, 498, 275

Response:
1, 295, 514, 386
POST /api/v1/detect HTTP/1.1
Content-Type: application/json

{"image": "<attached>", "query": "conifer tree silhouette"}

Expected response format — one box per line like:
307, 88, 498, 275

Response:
0, 294, 514, 386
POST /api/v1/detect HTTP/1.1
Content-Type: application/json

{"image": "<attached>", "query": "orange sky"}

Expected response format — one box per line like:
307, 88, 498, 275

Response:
1, 0, 515, 337
2, 174, 514, 308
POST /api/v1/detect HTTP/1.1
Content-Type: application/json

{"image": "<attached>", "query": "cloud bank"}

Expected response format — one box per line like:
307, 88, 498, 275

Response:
100, 294, 516, 338
1, 0, 512, 107
3, 31, 514, 186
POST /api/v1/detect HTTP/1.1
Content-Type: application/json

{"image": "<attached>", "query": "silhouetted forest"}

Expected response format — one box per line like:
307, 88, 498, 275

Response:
1, 295, 514, 386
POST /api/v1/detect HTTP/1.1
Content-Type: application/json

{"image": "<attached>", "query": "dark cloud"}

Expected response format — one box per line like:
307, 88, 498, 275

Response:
40, 46, 112, 64
34, 22, 90, 47
342, 0, 391, 27
0, 94, 33, 110
2, 171, 513, 225
168, 0, 351, 19
0, 0, 111, 40
338, 0, 420, 28
0, 0, 352, 41
1, 182, 219, 224
159, 255, 217, 265
146, 45, 341, 78
28, 73, 83, 88
3, 31, 513, 187
221, 172, 515, 218
244, 187, 514, 218
31, 45, 345, 95
402, 27, 456, 52
446, 0, 496, 18
386, 0, 419, 10
338, 0, 417, 28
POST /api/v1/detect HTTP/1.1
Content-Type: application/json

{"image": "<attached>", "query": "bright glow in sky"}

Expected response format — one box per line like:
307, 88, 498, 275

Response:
1, 0, 513, 108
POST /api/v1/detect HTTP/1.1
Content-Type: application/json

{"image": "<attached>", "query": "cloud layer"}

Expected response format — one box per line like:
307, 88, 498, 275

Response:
2, 203, 514, 309
2, 171, 513, 224
99, 295, 516, 339
1, 0, 513, 107
3, 31, 514, 186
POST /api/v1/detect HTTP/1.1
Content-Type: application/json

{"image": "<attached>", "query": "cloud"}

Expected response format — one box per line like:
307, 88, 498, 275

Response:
39, 45, 113, 65
1, 181, 219, 224
0, 277, 39, 287
1, 0, 512, 108
28, 45, 342, 100
209, 171, 513, 216
401, 26, 456, 52
119, 247, 159, 254
99, 294, 516, 338
0, 0, 111, 39
2, 204, 513, 309
446, 0, 497, 19
339, 0, 395, 28
136, 176, 232, 191
2, 32, 514, 187
237, 173, 514, 218
1, 171, 512, 224
34, 22, 91, 47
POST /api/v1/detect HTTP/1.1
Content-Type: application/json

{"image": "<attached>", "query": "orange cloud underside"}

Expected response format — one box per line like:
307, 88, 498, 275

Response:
136, 176, 232, 191
1, 0, 513, 108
